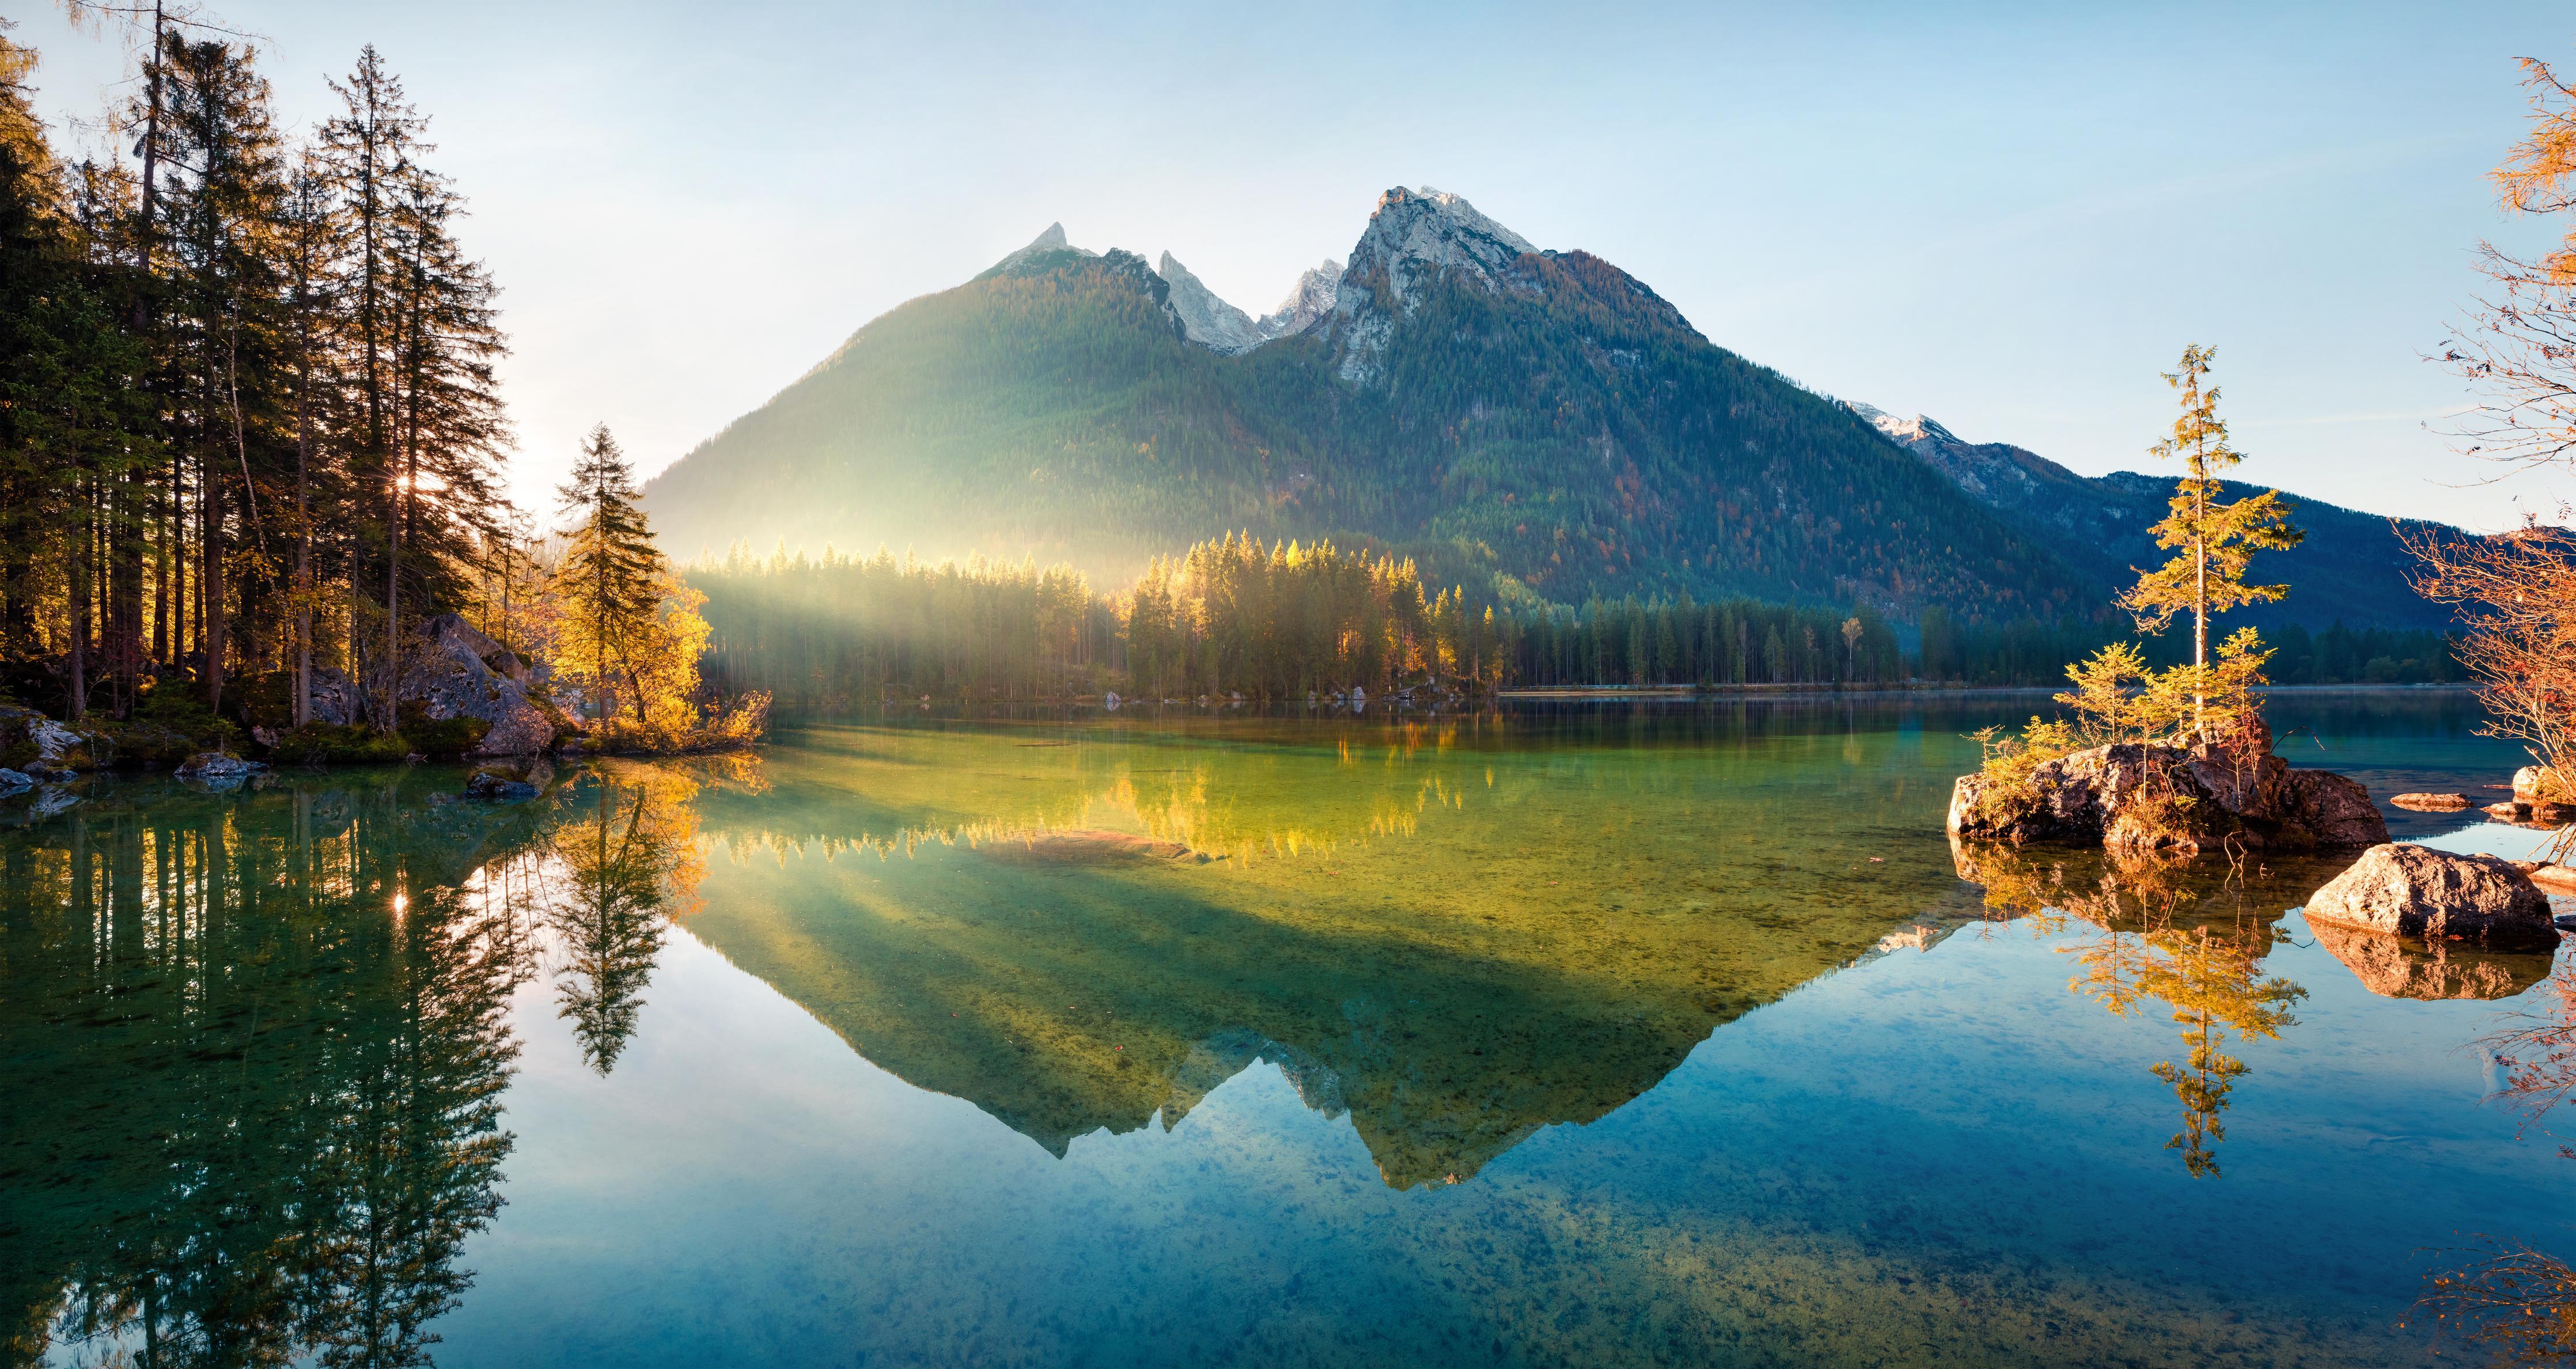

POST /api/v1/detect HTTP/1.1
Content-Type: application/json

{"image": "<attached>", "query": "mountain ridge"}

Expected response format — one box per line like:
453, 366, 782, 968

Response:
645, 187, 2441, 630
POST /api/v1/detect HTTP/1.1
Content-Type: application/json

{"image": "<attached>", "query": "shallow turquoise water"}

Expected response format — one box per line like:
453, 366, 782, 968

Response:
5, 691, 2569, 1367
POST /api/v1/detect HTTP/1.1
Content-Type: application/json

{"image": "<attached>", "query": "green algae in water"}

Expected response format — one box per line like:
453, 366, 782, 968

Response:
2, 694, 2569, 1367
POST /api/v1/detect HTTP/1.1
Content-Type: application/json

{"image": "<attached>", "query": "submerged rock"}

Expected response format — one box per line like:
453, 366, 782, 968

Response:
0, 767, 29, 794
463, 758, 548, 802
2308, 920, 2552, 1000
982, 828, 1214, 865
2389, 792, 2473, 811
2302, 844, 2556, 949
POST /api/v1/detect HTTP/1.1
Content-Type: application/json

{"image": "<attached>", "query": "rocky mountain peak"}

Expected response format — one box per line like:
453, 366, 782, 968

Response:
987, 221, 1090, 276
1332, 187, 1541, 384
1340, 186, 1537, 313
1157, 252, 1264, 355
1257, 259, 1342, 342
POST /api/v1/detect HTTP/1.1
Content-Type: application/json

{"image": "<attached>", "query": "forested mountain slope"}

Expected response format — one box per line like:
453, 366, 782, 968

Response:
643, 189, 2094, 618
1854, 408, 2456, 631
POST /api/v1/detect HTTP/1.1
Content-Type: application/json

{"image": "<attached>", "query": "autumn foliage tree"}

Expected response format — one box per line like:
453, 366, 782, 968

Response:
551, 424, 743, 749
2121, 344, 2301, 737
2412, 54, 2576, 836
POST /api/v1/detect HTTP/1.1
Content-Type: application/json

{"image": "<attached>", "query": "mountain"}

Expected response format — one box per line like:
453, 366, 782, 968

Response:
644, 187, 2095, 618
1850, 405, 2455, 631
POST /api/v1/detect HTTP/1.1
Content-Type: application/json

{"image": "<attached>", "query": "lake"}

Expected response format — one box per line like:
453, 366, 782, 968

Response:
6, 691, 2570, 1367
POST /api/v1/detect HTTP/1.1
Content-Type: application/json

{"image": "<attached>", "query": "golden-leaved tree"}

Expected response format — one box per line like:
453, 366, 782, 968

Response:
2411, 56, 2576, 829
553, 423, 725, 747
2120, 345, 2302, 738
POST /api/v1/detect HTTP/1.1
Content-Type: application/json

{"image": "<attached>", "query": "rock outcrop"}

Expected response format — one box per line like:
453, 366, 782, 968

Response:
175, 752, 266, 790
1255, 259, 1341, 341
402, 614, 560, 756
2302, 844, 2558, 949
1157, 252, 1264, 355
2516, 765, 2573, 802
1947, 734, 2388, 854
2308, 919, 2552, 1000
0, 703, 96, 778
0, 767, 31, 794
1334, 186, 1540, 384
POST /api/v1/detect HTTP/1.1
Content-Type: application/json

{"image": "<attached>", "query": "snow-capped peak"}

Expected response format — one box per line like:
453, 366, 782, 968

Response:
1850, 403, 1958, 449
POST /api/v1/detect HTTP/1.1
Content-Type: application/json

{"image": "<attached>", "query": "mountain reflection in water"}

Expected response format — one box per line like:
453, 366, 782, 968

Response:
3, 697, 2564, 1367
677, 718, 1990, 1187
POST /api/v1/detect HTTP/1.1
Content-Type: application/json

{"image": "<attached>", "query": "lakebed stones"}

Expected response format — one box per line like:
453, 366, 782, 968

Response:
2389, 792, 2473, 811
982, 828, 1217, 865
1948, 740, 2389, 854
2302, 844, 2558, 949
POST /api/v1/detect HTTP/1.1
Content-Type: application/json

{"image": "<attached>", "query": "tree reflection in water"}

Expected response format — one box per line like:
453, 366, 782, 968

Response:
2418, 1235, 2576, 1366
2401, 962, 2576, 1360
535, 763, 710, 1074
1952, 840, 2306, 1178
0, 760, 718, 1367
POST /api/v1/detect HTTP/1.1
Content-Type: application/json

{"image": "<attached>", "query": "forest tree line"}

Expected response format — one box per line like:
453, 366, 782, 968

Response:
2, 22, 511, 725
1, 21, 747, 757
692, 535, 2457, 707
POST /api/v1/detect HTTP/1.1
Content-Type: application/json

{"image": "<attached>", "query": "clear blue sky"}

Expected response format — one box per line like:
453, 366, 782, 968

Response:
17, 0, 2574, 531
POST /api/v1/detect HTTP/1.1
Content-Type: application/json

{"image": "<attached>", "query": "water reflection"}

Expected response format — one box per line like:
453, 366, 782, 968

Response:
1952, 840, 2323, 1177
676, 720, 1987, 1188
536, 763, 718, 1074
0, 761, 721, 1367
0, 778, 533, 1367
2418, 1236, 2576, 1364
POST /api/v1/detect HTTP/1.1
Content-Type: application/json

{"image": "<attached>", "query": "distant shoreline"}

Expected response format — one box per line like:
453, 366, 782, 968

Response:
1495, 682, 2475, 700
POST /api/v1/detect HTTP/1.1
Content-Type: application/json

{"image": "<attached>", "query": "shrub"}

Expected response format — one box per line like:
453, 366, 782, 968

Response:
266, 723, 411, 766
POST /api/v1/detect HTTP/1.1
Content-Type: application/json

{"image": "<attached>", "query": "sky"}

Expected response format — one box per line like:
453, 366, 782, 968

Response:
14, 0, 2575, 531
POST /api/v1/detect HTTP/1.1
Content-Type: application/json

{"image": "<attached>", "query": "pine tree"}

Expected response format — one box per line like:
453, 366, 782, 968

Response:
2119, 345, 2302, 733
556, 424, 665, 722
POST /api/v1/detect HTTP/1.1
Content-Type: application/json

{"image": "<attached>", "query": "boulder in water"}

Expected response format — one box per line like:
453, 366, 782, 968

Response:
2389, 792, 2473, 811
1946, 740, 2388, 853
2514, 765, 2573, 802
175, 752, 266, 790
463, 765, 540, 802
2303, 844, 2556, 949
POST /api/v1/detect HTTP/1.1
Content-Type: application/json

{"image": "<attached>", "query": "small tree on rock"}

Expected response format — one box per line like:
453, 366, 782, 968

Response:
2120, 345, 2302, 738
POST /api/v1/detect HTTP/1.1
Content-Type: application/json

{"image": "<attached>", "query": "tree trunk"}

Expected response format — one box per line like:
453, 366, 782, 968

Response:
204, 443, 226, 713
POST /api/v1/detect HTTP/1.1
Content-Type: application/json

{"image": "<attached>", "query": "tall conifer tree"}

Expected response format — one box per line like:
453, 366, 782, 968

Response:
2119, 345, 2302, 733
